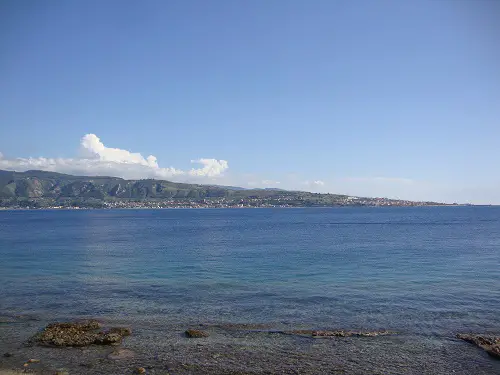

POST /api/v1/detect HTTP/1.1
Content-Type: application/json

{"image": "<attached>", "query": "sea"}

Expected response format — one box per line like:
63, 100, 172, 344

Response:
0, 207, 499, 374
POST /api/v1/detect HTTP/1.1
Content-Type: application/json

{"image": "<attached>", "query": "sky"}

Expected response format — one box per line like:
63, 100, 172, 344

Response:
0, 0, 499, 204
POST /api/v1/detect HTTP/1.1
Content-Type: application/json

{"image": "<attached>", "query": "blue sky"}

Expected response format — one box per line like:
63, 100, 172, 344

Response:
1, 0, 499, 203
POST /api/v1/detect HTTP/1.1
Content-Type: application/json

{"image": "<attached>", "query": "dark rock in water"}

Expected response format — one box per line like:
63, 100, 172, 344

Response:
33, 320, 129, 347
3, 352, 13, 357
457, 334, 500, 359
185, 329, 209, 338
94, 332, 122, 345
35, 321, 100, 347
283, 329, 395, 338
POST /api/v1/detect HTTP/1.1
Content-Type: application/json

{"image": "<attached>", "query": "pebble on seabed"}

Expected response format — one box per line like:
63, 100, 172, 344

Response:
135, 367, 146, 374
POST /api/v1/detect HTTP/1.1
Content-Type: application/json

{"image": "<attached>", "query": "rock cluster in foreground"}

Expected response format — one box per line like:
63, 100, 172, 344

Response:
33, 320, 131, 347
457, 334, 500, 359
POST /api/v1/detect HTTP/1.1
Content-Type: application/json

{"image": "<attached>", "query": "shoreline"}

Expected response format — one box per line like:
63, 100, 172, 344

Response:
0, 204, 480, 211
1, 316, 499, 375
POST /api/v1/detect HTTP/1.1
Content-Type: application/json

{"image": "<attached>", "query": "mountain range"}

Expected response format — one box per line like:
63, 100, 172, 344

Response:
0, 169, 289, 200
0, 169, 445, 208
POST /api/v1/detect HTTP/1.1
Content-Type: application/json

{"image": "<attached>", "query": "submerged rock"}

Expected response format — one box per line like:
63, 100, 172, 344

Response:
283, 329, 395, 338
185, 329, 209, 338
33, 320, 130, 347
94, 332, 122, 345
457, 334, 500, 359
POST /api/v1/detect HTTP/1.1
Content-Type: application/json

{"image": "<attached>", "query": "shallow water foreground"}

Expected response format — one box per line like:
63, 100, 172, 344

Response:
1, 316, 500, 374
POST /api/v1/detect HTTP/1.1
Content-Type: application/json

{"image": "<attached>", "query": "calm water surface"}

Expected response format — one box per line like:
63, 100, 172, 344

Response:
1, 207, 499, 374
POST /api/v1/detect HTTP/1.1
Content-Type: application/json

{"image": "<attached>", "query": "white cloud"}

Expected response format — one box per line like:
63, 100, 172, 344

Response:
79, 134, 159, 167
342, 176, 414, 185
302, 180, 326, 189
247, 179, 281, 187
261, 179, 280, 185
0, 134, 228, 181
189, 159, 229, 177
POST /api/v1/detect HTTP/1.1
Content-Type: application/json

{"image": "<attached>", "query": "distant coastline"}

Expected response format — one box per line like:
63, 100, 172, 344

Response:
0, 203, 474, 211
1, 169, 457, 209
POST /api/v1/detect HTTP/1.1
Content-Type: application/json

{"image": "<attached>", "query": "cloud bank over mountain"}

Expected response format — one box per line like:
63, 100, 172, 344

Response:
0, 134, 229, 181
2, 133, 485, 204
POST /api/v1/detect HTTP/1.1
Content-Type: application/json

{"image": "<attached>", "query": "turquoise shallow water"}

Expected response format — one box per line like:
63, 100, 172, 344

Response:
0, 207, 499, 374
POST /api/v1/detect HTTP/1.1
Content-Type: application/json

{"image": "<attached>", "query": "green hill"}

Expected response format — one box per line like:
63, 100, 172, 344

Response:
0, 169, 304, 200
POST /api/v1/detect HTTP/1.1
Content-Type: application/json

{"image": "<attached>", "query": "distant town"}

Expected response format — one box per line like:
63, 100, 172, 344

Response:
0, 195, 457, 210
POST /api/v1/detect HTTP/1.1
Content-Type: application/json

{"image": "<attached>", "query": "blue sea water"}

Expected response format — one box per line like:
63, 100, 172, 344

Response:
1, 207, 499, 374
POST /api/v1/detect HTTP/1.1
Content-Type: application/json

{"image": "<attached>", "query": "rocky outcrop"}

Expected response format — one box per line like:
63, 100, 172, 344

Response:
457, 334, 500, 359
33, 320, 131, 347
